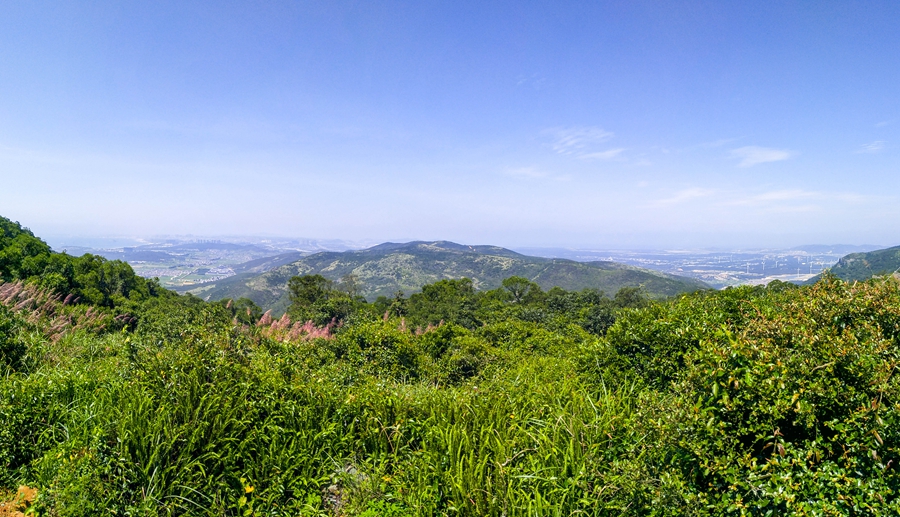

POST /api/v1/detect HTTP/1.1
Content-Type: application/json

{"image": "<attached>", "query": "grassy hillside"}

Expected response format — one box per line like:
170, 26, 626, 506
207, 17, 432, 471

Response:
3, 265, 900, 514
807, 244, 900, 283
3, 218, 900, 514
198, 241, 710, 313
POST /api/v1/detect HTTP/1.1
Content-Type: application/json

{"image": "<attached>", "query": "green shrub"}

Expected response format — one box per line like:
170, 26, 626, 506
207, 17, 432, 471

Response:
0, 305, 25, 371
6, 263, 900, 515
335, 320, 425, 380
663, 277, 900, 513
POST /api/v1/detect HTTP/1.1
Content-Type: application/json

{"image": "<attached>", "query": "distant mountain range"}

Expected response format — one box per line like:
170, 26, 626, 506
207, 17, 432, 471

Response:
789, 244, 884, 255
192, 240, 711, 314
807, 245, 900, 284
516, 244, 883, 260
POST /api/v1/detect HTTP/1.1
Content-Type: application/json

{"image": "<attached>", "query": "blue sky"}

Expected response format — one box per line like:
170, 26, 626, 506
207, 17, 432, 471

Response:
1, 1, 898, 248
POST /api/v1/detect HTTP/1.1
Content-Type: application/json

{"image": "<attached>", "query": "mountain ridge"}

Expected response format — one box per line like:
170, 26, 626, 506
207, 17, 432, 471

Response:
807, 244, 900, 284
194, 240, 710, 314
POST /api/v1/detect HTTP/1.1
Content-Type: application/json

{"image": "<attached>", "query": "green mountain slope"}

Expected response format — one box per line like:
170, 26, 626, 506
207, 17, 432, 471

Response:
198, 240, 710, 313
808, 244, 900, 283
1, 215, 170, 309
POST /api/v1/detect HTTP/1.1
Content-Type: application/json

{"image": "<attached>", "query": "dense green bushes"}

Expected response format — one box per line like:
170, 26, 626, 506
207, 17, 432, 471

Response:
669, 276, 900, 513
585, 275, 900, 513
0, 304, 26, 371
3, 231, 900, 515
0, 307, 646, 515
0, 217, 168, 310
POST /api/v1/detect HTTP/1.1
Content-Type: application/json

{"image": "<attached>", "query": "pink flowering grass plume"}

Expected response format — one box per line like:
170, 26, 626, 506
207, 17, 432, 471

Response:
414, 322, 440, 336
257, 310, 274, 327
273, 313, 291, 331
257, 311, 334, 341
0, 281, 113, 341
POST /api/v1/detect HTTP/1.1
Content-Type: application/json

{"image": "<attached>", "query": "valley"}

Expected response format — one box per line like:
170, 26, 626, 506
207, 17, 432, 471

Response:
53, 236, 363, 290
519, 244, 883, 288
56, 237, 882, 297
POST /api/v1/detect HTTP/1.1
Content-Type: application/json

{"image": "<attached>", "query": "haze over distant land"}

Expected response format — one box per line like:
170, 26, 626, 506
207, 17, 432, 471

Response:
190, 241, 710, 314
2, 2, 900, 248
50, 231, 886, 294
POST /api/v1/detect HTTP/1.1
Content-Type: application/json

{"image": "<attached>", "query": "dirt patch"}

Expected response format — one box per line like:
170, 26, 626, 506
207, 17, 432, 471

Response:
0, 486, 37, 517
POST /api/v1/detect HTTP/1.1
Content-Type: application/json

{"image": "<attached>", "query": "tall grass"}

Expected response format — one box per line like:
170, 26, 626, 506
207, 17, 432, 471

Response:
1, 314, 657, 515
6, 276, 900, 514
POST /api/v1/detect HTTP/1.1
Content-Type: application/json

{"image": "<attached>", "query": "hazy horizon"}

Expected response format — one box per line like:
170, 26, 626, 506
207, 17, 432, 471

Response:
37, 230, 888, 256
3, 2, 899, 249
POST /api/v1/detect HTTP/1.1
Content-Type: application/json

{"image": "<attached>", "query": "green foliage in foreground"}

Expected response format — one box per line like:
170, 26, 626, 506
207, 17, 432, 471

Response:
2, 273, 900, 515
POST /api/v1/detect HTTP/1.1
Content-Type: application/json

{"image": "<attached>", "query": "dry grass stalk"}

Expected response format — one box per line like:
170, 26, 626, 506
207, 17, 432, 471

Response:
0, 281, 109, 341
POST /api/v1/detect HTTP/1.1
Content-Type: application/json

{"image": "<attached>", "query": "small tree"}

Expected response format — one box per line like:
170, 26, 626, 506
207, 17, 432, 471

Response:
337, 273, 361, 298
288, 274, 333, 309
501, 276, 543, 304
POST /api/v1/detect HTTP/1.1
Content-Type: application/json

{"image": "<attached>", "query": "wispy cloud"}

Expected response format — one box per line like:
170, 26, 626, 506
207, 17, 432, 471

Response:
695, 137, 741, 149
876, 120, 893, 128
856, 140, 885, 154
505, 166, 548, 179
722, 189, 869, 211
653, 187, 717, 205
503, 166, 570, 181
516, 73, 547, 90
579, 148, 625, 161
727, 189, 818, 206
546, 126, 613, 155
647, 187, 876, 213
730, 146, 794, 167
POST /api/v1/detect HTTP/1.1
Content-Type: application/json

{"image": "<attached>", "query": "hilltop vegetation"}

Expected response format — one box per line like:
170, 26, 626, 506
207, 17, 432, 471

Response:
198, 241, 709, 314
2, 217, 900, 515
1, 217, 171, 311
808, 244, 900, 283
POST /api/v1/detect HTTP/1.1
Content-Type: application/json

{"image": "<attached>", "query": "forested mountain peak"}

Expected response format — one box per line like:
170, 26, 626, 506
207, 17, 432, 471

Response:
362, 240, 527, 258
197, 239, 709, 314
0, 217, 42, 242
807, 244, 900, 284
0, 215, 170, 308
